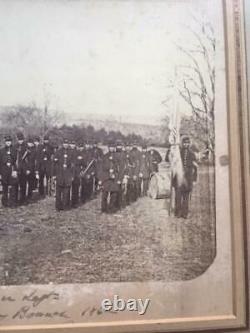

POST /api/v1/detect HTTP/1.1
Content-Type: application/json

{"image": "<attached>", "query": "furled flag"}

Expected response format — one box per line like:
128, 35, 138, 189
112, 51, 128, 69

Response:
168, 68, 184, 187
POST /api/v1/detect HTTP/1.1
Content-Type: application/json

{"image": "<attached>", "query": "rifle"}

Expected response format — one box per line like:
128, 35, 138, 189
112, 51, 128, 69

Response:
80, 159, 95, 178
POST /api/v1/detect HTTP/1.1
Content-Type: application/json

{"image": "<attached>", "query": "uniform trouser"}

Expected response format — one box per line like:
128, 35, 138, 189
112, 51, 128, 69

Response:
26, 173, 35, 199
101, 191, 118, 213
18, 172, 27, 203
39, 171, 51, 196
81, 178, 93, 202
116, 185, 123, 210
2, 180, 18, 207
124, 182, 132, 205
130, 181, 138, 202
55, 184, 71, 210
174, 187, 190, 218
138, 178, 149, 197
20, 173, 34, 202
72, 177, 80, 206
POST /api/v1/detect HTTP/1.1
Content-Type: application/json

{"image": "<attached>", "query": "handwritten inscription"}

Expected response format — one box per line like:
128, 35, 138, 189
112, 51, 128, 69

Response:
0, 290, 66, 322
1, 296, 15, 302
0, 291, 118, 323
12, 306, 69, 320
22, 290, 60, 307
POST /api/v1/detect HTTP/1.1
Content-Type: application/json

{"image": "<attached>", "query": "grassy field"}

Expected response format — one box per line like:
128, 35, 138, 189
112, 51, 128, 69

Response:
0, 164, 216, 285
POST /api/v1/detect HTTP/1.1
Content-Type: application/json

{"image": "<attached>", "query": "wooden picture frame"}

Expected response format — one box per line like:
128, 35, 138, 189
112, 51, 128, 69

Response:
0, 0, 247, 332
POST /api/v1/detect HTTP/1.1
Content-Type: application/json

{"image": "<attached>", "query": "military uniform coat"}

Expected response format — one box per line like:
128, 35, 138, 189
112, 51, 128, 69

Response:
37, 143, 54, 176
0, 146, 17, 183
53, 148, 74, 186
100, 152, 120, 192
138, 152, 151, 179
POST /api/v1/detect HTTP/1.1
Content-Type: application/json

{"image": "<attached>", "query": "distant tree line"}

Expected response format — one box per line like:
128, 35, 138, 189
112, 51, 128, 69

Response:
0, 104, 146, 147
0, 103, 207, 154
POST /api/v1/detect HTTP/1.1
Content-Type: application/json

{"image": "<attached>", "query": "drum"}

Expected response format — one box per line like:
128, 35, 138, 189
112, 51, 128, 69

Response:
148, 170, 171, 199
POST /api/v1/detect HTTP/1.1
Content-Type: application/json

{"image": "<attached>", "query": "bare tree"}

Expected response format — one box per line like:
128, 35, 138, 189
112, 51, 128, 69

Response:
0, 102, 64, 138
165, 15, 216, 158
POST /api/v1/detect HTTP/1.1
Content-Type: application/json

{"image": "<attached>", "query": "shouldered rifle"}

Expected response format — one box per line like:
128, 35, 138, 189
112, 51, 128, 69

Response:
80, 159, 95, 178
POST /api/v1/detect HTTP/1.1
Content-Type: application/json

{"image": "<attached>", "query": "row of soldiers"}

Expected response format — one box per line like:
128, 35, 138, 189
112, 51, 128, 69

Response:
0, 133, 162, 212
0, 133, 55, 207
52, 138, 162, 212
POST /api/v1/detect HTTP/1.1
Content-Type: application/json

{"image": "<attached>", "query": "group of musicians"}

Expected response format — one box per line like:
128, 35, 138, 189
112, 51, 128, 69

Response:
0, 133, 163, 213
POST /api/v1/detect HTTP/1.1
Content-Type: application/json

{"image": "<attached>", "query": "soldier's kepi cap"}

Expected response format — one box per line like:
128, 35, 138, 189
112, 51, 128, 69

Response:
34, 136, 40, 142
4, 135, 12, 141
107, 139, 115, 147
141, 143, 147, 149
182, 135, 191, 144
116, 140, 123, 146
43, 135, 49, 141
27, 136, 33, 143
16, 132, 24, 140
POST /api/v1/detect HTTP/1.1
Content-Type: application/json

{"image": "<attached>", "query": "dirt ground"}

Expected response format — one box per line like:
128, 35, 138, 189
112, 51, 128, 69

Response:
0, 166, 215, 285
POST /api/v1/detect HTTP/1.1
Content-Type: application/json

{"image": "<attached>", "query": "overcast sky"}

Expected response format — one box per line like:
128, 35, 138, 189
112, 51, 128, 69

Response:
0, 0, 223, 125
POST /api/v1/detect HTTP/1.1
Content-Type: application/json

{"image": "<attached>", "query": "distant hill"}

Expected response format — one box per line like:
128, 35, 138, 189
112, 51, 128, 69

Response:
68, 117, 165, 144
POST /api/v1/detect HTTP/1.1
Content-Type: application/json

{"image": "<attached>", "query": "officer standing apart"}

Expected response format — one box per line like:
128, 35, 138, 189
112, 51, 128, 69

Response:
166, 136, 198, 219
0, 135, 18, 207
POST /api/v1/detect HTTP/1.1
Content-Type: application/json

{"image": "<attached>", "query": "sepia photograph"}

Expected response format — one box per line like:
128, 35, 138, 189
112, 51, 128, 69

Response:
0, 0, 246, 332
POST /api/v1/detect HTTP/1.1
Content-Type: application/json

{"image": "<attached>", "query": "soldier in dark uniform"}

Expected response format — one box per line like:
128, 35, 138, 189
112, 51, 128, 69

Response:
38, 135, 54, 196
148, 148, 162, 173
71, 141, 85, 208
0, 135, 18, 207
52, 139, 74, 211
130, 142, 141, 201
122, 142, 135, 206
138, 144, 151, 197
33, 136, 41, 190
92, 139, 104, 194
19, 136, 36, 202
99, 141, 121, 213
15, 132, 27, 204
114, 140, 126, 210
166, 136, 198, 219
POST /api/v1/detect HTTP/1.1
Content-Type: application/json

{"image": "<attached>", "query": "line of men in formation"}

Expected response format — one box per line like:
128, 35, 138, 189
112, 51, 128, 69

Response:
0, 133, 162, 212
